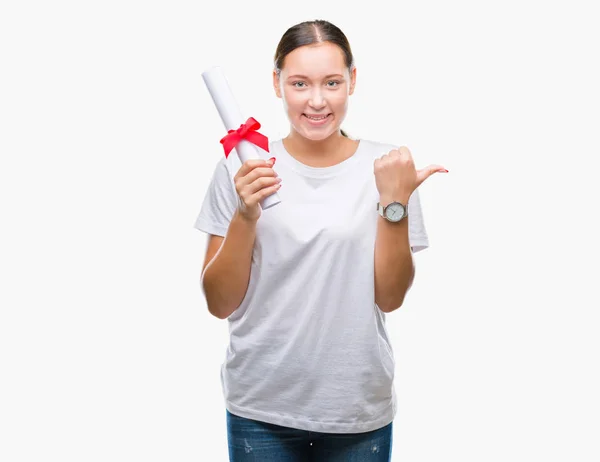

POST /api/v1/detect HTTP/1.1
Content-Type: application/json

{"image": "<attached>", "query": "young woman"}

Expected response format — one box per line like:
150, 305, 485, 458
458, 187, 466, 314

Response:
195, 19, 446, 462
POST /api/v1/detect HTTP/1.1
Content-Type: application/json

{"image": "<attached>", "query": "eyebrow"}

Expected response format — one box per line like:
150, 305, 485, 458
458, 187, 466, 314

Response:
287, 74, 344, 79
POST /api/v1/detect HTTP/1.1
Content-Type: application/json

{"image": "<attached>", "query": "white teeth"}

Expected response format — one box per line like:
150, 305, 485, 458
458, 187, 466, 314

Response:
305, 115, 328, 120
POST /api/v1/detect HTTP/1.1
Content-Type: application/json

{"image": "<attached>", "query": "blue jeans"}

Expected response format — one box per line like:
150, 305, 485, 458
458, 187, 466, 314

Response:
226, 409, 393, 461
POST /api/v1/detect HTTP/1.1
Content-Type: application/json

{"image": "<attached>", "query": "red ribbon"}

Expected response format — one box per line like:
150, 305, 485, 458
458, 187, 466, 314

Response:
219, 117, 269, 158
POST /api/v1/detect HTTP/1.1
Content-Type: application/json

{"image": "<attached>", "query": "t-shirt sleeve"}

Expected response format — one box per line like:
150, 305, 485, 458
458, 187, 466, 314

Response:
407, 188, 430, 253
193, 158, 238, 237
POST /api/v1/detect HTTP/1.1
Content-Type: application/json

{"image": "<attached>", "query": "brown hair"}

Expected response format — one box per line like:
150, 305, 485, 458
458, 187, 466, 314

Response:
273, 20, 354, 138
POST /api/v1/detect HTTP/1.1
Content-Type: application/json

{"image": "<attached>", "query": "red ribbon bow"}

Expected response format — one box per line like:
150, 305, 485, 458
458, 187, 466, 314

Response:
219, 117, 269, 158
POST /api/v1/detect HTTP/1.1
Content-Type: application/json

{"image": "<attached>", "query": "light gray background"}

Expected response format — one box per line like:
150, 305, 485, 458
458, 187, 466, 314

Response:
1, 0, 599, 461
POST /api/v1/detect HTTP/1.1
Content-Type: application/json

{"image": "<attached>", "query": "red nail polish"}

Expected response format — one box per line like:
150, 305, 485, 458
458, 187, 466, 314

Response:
269, 157, 276, 165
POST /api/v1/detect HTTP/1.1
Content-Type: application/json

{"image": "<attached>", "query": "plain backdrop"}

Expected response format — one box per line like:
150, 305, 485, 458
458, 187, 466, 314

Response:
1, 0, 599, 461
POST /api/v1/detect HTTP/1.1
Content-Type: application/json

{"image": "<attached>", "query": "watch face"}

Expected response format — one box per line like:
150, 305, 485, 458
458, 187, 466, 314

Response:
385, 203, 405, 222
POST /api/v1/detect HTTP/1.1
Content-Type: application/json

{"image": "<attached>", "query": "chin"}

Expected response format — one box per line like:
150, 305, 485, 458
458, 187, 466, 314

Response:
301, 130, 334, 141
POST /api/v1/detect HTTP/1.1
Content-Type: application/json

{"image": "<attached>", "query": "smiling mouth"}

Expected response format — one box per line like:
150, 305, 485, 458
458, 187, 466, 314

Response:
303, 113, 331, 121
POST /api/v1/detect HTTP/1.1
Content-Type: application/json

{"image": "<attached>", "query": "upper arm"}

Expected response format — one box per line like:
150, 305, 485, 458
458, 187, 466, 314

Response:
193, 158, 238, 236
202, 234, 225, 278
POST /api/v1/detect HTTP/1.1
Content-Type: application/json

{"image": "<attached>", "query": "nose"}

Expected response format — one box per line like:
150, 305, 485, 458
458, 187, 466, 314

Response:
308, 87, 326, 110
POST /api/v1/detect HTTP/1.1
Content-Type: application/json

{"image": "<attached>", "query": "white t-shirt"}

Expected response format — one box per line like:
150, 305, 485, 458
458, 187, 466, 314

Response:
194, 137, 429, 434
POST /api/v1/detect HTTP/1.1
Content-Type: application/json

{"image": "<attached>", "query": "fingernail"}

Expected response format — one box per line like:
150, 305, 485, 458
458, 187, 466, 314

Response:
269, 157, 276, 165
441, 169, 448, 173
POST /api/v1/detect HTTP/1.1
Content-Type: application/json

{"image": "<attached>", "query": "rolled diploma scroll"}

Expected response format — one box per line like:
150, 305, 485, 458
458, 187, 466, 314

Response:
202, 66, 281, 210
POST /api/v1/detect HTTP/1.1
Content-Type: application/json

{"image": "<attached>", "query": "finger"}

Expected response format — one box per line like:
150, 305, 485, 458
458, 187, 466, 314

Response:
246, 175, 281, 195
260, 181, 283, 198
245, 181, 281, 206
235, 158, 274, 181
236, 166, 277, 194
416, 164, 448, 185
246, 166, 278, 184
398, 146, 412, 157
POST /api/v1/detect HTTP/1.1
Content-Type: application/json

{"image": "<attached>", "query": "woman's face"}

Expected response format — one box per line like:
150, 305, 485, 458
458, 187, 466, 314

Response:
273, 42, 356, 141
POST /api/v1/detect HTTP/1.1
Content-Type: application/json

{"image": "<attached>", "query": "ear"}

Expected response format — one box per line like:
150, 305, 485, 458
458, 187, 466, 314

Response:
349, 66, 357, 96
273, 69, 282, 98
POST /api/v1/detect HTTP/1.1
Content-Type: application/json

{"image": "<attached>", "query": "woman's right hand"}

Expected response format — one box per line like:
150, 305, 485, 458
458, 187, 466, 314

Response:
234, 158, 281, 222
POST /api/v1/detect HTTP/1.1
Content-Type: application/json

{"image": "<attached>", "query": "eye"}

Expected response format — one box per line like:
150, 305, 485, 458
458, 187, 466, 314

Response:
292, 81, 306, 88
327, 80, 341, 87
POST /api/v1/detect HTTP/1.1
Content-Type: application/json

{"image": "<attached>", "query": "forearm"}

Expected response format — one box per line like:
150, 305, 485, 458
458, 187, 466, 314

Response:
201, 209, 257, 319
374, 195, 415, 313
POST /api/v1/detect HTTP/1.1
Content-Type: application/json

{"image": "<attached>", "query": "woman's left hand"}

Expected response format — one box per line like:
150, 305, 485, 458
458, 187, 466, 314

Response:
374, 146, 447, 203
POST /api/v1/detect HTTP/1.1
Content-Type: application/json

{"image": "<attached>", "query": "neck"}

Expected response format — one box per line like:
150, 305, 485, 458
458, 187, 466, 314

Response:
284, 130, 347, 160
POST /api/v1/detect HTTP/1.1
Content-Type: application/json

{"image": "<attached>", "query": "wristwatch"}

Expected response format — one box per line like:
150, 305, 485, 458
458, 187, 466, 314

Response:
377, 200, 407, 223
